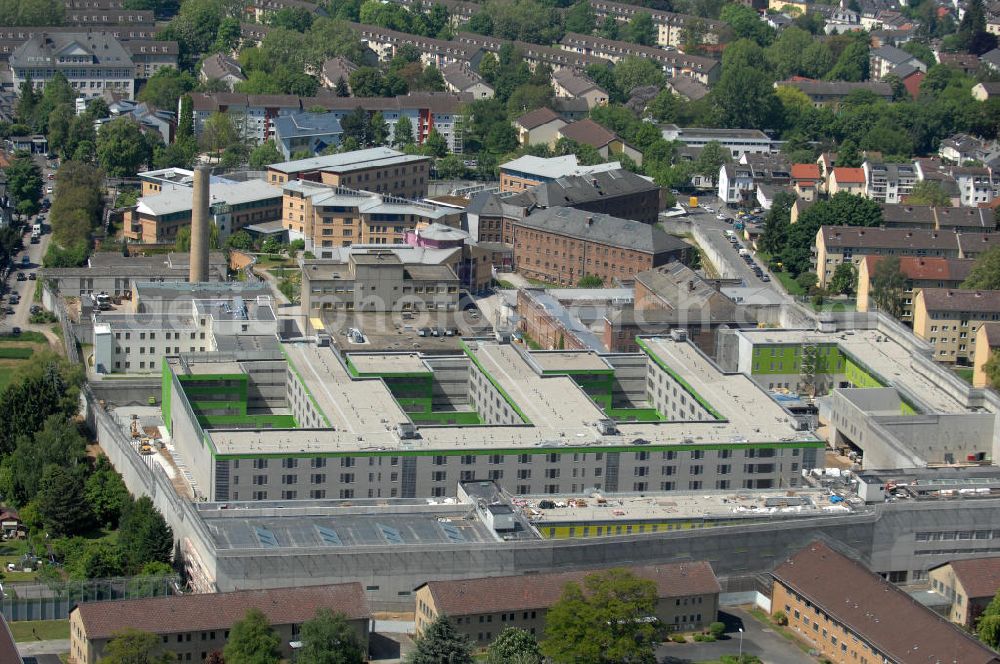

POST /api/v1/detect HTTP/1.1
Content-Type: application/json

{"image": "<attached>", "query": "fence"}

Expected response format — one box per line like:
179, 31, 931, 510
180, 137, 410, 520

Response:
0, 575, 178, 621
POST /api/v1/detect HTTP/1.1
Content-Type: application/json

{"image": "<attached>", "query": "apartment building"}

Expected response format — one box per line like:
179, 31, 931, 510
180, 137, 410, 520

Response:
415, 562, 721, 647
814, 227, 962, 288
552, 68, 608, 108
440, 62, 493, 99
122, 40, 178, 79
63, 8, 152, 25
869, 44, 926, 81
301, 249, 460, 314
558, 33, 721, 84
827, 167, 866, 195
124, 179, 283, 243
200, 52, 245, 89
266, 148, 430, 199
790, 163, 823, 201
913, 288, 1000, 364
660, 125, 774, 159
0, 24, 157, 63
272, 112, 343, 160
69, 584, 369, 664
481, 205, 689, 286
281, 180, 458, 253
953, 166, 994, 207
863, 162, 917, 204
586, 0, 724, 47
928, 558, 1000, 628
718, 162, 755, 206
772, 541, 1000, 664
513, 107, 567, 147
973, 322, 1000, 387
11, 32, 136, 99
186, 92, 300, 144
856, 255, 975, 322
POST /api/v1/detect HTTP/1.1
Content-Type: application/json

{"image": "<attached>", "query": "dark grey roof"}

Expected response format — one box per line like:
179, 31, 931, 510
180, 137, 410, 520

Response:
11, 31, 133, 69
505, 169, 658, 209
517, 206, 687, 254
666, 76, 709, 101
778, 79, 892, 98
872, 44, 918, 65
982, 48, 1000, 69
466, 190, 504, 217
201, 53, 244, 81
274, 112, 342, 139
441, 62, 489, 92
552, 68, 604, 97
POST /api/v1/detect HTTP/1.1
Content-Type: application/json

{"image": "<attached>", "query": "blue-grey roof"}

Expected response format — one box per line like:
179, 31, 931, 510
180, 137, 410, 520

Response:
273, 112, 343, 140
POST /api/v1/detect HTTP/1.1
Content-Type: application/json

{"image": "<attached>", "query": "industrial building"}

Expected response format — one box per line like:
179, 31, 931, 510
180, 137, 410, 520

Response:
40, 251, 227, 299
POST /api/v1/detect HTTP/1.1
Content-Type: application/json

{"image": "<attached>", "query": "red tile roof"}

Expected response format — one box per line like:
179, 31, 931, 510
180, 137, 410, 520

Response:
773, 541, 1000, 664
939, 557, 1000, 600
861, 255, 975, 282
790, 163, 821, 181
74, 584, 368, 640
515, 107, 564, 130
832, 167, 865, 183
418, 562, 720, 616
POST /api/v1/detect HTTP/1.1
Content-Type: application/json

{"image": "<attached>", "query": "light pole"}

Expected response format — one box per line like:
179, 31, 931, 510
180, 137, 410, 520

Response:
738, 627, 744, 662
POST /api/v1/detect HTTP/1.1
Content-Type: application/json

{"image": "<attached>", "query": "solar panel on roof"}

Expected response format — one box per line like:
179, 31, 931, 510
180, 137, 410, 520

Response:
440, 522, 466, 543
315, 525, 343, 546
254, 526, 279, 548
377, 523, 403, 544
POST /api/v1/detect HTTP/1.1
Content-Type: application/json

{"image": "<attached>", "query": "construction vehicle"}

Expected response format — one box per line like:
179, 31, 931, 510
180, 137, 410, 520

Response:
130, 415, 141, 439
139, 438, 154, 455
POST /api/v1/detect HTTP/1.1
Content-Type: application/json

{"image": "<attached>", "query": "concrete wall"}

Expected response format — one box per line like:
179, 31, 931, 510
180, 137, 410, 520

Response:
424, 356, 472, 409
603, 353, 649, 408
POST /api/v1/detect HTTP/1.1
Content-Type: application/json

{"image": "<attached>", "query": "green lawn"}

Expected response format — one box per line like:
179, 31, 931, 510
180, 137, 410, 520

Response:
773, 270, 806, 296
9, 619, 70, 642
0, 347, 33, 359
955, 367, 974, 384
0, 331, 47, 344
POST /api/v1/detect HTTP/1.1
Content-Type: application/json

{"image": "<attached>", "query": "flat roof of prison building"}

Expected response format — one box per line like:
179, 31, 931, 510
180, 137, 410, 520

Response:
529, 351, 613, 373
347, 353, 430, 376
734, 328, 973, 414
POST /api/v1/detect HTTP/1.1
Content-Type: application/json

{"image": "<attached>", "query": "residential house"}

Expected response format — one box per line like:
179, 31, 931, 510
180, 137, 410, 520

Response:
939, 52, 982, 76
552, 68, 608, 108
441, 62, 493, 99
320, 56, 357, 91
98, 99, 174, 144
497, 154, 623, 192
557, 119, 643, 166
273, 112, 343, 159
718, 162, 755, 206
771, 541, 1000, 664
973, 322, 1000, 387
913, 288, 1000, 364
586, 0, 725, 48
790, 163, 822, 201
958, 233, 1000, 258
200, 53, 245, 90
663, 76, 709, 102
0, 508, 25, 539
660, 125, 775, 159
414, 562, 721, 648
558, 32, 721, 84
928, 557, 1000, 628
124, 40, 178, 79
938, 133, 993, 164
869, 44, 926, 80
827, 167, 866, 195
863, 162, 917, 204
973, 82, 1000, 101
855, 255, 975, 322
953, 166, 994, 207
790, 197, 816, 224
817, 152, 837, 181
814, 226, 962, 287
776, 80, 893, 109
69, 584, 369, 664
981, 47, 1000, 72
878, 204, 997, 232
513, 107, 567, 147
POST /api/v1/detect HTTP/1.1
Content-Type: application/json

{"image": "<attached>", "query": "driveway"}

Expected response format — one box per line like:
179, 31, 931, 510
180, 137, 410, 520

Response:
656, 608, 814, 664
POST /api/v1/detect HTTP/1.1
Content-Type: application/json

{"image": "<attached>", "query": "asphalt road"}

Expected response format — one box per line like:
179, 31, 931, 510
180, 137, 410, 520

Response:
656, 607, 814, 664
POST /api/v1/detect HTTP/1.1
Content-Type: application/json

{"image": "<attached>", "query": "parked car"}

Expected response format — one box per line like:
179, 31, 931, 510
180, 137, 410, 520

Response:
11, 327, 20, 336
761, 274, 771, 282
16, 273, 26, 282
28, 273, 36, 280
29, 305, 40, 314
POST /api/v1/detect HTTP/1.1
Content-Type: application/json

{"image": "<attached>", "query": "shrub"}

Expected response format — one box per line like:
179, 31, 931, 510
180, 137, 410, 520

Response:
773, 610, 788, 626
671, 633, 686, 643
709, 621, 726, 638
693, 634, 705, 642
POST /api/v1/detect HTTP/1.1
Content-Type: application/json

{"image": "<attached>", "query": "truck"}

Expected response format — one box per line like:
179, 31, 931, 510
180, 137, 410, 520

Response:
31, 223, 41, 236
90, 292, 112, 311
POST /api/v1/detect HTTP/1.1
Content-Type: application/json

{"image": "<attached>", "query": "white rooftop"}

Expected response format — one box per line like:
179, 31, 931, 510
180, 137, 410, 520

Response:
500, 154, 623, 179
266, 147, 423, 174
136, 180, 282, 217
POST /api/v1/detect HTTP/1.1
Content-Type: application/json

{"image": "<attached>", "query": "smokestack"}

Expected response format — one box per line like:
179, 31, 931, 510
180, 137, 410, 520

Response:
189, 165, 210, 283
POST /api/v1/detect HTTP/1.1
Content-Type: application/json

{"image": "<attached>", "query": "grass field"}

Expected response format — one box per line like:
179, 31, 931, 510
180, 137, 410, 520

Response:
955, 367, 974, 384
0, 332, 51, 392
9, 619, 70, 642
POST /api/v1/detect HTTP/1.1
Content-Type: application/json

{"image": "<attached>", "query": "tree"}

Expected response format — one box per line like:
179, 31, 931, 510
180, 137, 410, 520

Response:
227, 230, 255, 252
564, 1, 596, 34
0, 356, 81, 456
271, 5, 313, 31
224, 609, 281, 664
487, 628, 542, 664
870, 256, 907, 318
200, 112, 239, 161
829, 262, 858, 295
436, 154, 467, 180
393, 115, 414, 147
118, 496, 173, 574
782, 193, 882, 275
626, 12, 656, 45
904, 180, 952, 206
721, 3, 775, 46
826, 38, 869, 81
297, 609, 366, 664
407, 616, 473, 664
86, 456, 131, 528
613, 56, 664, 95
4, 150, 42, 217
964, 246, 1000, 290
712, 49, 783, 130
796, 271, 818, 294
349, 67, 388, 97
982, 350, 1000, 392
97, 118, 153, 177
177, 95, 194, 140
102, 628, 175, 664
335, 77, 350, 97
36, 464, 89, 537
541, 568, 659, 664
371, 112, 390, 146
693, 140, 730, 184
6, 414, 86, 507
424, 128, 448, 158
341, 107, 373, 147
249, 140, 284, 168
137, 67, 196, 112
760, 191, 795, 256
578, 274, 604, 287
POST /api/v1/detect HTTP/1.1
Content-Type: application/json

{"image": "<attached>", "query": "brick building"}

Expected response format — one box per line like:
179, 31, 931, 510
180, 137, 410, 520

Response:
928, 557, 1000, 628
266, 147, 430, 199
476, 204, 689, 286
771, 541, 999, 664
414, 562, 720, 648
